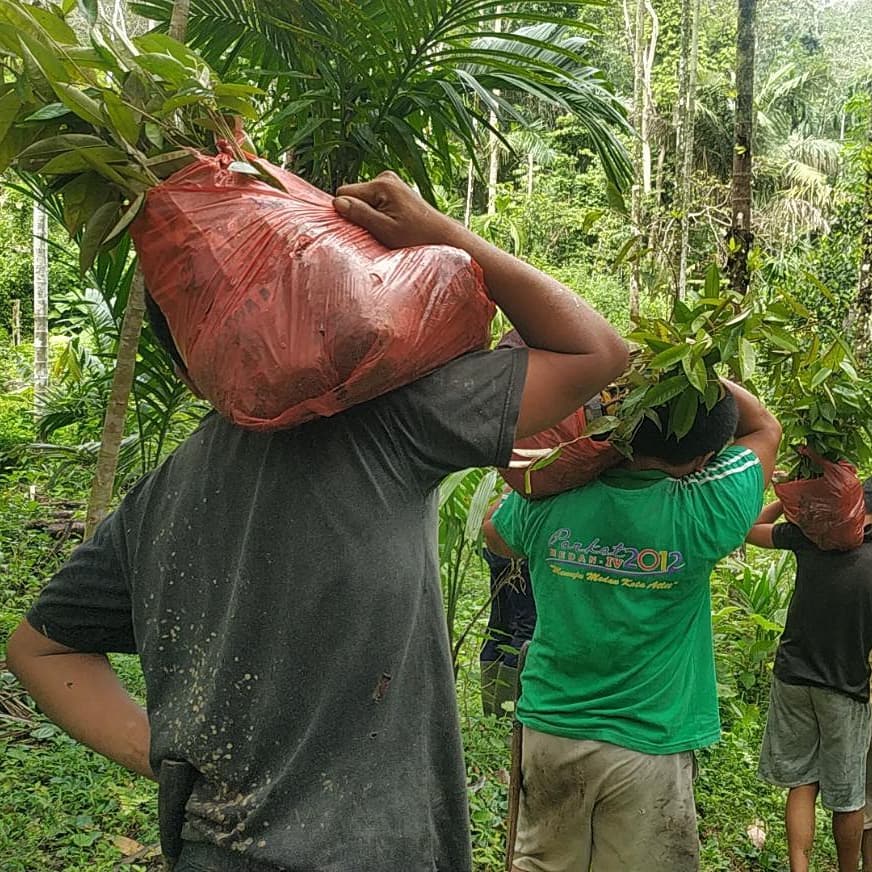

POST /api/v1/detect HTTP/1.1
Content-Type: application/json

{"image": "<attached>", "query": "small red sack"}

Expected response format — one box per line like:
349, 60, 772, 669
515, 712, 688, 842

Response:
774, 447, 866, 551
130, 147, 494, 430
499, 406, 622, 499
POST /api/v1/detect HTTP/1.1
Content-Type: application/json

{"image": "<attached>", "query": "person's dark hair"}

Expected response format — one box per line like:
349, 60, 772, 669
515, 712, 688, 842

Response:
144, 290, 186, 372
631, 393, 739, 466
863, 477, 872, 513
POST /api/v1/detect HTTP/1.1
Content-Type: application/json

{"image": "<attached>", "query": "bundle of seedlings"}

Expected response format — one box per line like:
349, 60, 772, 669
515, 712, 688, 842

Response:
0, 1, 494, 430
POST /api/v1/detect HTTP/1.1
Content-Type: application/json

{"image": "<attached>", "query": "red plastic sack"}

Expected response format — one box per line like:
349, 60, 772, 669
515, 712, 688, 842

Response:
130, 147, 494, 430
774, 447, 866, 551
496, 330, 621, 498
499, 406, 622, 498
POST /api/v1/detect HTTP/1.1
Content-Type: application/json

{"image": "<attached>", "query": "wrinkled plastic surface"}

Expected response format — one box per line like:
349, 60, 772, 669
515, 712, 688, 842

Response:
774, 447, 866, 551
495, 331, 621, 498
499, 407, 622, 498
130, 150, 494, 430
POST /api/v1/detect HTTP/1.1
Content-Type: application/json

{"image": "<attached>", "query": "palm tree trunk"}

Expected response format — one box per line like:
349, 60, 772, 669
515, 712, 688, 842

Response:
486, 8, 503, 216
625, 0, 646, 323
676, 0, 701, 300
726, 0, 756, 296
85, 270, 146, 537
32, 203, 48, 414
11, 299, 21, 346
464, 157, 475, 228
84, 1, 190, 537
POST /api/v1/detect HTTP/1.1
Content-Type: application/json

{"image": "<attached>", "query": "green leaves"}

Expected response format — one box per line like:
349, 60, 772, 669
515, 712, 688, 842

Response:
0, 0, 261, 272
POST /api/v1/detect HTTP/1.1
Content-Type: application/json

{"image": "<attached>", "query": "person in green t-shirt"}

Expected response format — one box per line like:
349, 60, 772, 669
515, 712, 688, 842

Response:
484, 380, 780, 872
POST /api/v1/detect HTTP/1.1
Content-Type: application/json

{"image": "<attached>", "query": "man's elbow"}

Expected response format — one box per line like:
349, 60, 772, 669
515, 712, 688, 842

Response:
6, 622, 30, 681
601, 335, 630, 383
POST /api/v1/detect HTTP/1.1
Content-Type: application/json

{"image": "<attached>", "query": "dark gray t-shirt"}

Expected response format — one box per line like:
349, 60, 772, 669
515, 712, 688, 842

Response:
27, 347, 527, 872
772, 521, 872, 702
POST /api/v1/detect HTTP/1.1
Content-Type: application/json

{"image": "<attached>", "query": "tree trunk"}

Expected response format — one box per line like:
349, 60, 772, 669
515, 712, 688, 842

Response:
625, 0, 646, 323
168, 0, 190, 41
848, 119, 872, 359
11, 299, 21, 346
726, 0, 756, 295
464, 158, 475, 228
641, 0, 658, 197
85, 271, 146, 538
84, 0, 189, 537
486, 8, 503, 216
676, 0, 701, 300
32, 203, 48, 414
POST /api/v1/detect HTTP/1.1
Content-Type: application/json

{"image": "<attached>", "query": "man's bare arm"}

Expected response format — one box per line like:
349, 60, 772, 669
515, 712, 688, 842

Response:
745, 500, 784, 548
334, 173, 629, 439
6, 620, 154, 780
724, 380, 782, 486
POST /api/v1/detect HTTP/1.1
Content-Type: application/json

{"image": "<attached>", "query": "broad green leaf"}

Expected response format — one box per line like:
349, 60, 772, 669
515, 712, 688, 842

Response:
28, 4, 77, 43
51, 82, 104, 126
23, 102, 72, 121
39, 145, 127, 174
704, 381, 721, 411
809, 367, 832, 389
102, 90, 140, 143
17, 133, 106, 167
703, 262, 721, 297
79, 201, 120, 272
669, 388, 698, 440
0, 89, 20, 143
672, 300, 694, 324
215, 94, 257, 119
649, 343, 691, 370
134, 32, 209, 72
59, 171, 110, 235
144, 121, 163, 149
612, 233, 638, 268
19, 32, 71, 83
682, 353, 708, 394
135, 52, 191, 86
214, 83, 264, 97
645, 375, 689, 408
738, 338, 756, 380
464, 468, 498, 541
581, 415, 619, 438
761, 325, 800, 353
102, 191, 145, 245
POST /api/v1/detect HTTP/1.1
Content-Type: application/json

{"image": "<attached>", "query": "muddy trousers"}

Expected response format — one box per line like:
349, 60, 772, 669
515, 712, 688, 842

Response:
512, 727, 699, 872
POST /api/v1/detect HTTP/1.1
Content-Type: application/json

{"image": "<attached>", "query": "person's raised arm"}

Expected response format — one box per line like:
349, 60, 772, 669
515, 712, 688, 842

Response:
333, 172, 628, 439
723, 380, 782, 486
6, 620, 154, 780
745, 499, 784, 548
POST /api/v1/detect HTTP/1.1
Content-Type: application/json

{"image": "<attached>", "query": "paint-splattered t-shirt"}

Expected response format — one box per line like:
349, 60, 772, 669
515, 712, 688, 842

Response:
27, 347, 527, 872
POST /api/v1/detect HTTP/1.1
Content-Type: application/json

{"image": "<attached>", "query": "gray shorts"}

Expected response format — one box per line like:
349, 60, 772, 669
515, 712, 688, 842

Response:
513, 727, 699, 872
758, 676, 871, 812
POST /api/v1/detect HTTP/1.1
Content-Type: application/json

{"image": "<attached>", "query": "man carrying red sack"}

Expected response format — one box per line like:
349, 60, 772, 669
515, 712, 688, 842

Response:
747, 481, 872, 872
484, 382, 780, 872
6, 173, 627, 872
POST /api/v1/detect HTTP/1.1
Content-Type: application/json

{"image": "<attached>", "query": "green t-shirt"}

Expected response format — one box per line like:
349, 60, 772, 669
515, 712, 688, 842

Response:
493, 445, 763, 755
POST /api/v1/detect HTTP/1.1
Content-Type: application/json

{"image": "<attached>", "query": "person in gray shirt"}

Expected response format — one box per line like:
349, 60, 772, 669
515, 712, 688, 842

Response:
7, 172, 627, 872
